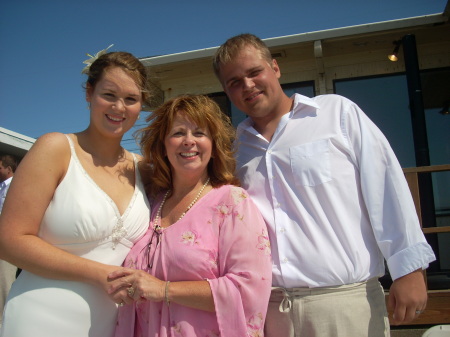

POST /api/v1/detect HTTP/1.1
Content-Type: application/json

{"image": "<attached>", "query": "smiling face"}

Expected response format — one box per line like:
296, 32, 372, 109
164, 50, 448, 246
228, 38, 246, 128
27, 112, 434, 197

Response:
218, 45, 286, 123
86, 66, 142, 138
164, 112, 212, 181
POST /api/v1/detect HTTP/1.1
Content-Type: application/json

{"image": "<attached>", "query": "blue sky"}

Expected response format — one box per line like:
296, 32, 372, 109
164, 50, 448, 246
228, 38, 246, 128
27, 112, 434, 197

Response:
0, 0, 447, 152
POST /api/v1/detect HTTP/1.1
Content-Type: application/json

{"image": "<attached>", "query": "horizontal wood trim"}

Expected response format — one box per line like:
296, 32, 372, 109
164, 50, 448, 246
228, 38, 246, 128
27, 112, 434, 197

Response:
422, 226, 450, 234
403, 164, 450, 174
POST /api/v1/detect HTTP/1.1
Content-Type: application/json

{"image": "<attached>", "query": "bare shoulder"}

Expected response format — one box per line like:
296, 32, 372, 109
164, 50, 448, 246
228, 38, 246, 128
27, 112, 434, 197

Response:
134, 154, 152, 188
32, 132, 71, 154
18, 132, 71, 179
132, 152, 144, 161
131, 152, 146, 170
125, 151, 144, 172
0, 133, 72, 238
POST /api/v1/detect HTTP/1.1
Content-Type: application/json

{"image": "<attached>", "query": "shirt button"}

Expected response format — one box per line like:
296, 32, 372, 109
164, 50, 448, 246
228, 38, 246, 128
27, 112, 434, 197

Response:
268, 150, 272, 154
280, 228, 286, 233
282, 258, 288, 263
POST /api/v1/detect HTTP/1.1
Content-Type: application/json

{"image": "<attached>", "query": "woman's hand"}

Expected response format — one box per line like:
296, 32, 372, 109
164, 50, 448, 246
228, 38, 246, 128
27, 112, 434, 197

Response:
93, 265, 132, 306
107, 268, 165, 303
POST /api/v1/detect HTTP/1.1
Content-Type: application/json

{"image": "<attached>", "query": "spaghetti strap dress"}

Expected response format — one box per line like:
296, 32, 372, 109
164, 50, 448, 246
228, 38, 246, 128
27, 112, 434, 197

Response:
1, 134, 150, 337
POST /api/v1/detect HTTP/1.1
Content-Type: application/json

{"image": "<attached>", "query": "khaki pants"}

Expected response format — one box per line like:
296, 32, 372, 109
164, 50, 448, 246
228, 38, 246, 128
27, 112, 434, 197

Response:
265, 278, 390, 337
0, 259, 17, 327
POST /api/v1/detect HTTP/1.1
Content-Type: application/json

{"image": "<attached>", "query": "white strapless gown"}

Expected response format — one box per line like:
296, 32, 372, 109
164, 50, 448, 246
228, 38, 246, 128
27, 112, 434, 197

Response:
1, 135, 150, 337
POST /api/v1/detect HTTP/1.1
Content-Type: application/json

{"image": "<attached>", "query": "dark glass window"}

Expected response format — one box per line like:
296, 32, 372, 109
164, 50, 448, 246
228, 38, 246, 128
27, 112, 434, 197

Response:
335, 75, 416, 167
335, 70, 450, 288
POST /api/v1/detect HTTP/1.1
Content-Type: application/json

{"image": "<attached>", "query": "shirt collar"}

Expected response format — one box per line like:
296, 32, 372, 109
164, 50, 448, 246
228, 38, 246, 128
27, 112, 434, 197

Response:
1, 177, 13, 186
290, 93, 320, 117
236, 93, 321, 134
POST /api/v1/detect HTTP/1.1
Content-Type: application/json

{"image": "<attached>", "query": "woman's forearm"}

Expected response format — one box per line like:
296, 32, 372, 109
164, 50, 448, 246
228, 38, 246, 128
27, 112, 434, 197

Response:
165, 280, 215, 312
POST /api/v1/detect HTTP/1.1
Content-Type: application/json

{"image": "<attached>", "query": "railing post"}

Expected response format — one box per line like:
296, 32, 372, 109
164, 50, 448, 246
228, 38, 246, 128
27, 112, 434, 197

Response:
402, 34, 439, 271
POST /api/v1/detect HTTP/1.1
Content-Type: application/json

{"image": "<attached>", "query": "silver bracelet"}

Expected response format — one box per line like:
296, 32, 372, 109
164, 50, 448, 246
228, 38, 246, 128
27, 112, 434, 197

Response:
164, 281, 170, 306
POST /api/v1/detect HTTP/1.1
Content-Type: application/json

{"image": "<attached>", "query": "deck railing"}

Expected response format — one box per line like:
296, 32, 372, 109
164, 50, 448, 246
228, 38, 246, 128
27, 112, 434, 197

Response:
386, 164, 450, 326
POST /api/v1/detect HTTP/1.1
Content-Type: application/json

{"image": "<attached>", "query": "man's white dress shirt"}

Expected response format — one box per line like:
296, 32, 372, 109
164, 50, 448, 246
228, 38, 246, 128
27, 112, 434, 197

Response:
236, 93, 435, 288
0, 177, 12, 213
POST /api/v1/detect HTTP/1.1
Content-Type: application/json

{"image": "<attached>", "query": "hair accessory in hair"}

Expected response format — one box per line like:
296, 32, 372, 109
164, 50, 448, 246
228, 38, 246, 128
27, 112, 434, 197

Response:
81, 44, 114, 74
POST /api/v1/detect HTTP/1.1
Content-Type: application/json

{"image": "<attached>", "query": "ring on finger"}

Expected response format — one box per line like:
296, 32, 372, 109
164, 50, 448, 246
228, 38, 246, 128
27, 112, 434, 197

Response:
119, 301, 124, 307
415, 310, 423, 315
127, 287, 135, 297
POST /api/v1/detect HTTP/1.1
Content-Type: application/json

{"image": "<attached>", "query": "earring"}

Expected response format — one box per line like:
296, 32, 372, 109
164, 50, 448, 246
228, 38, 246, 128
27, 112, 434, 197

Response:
87, 103, 91, 110
137, 114, 141, 120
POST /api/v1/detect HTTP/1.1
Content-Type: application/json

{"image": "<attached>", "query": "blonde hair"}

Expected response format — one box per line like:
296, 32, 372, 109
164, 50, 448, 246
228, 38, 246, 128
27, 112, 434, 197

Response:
137, 95, 240, 197
212, 33, 273, 78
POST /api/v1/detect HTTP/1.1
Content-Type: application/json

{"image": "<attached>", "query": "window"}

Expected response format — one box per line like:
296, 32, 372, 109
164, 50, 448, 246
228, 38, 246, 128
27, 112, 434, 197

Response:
335, 75, 416, 167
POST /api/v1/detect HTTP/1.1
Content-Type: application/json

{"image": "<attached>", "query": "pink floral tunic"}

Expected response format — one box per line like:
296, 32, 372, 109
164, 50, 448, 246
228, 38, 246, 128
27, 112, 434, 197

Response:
115, 185, 272, 337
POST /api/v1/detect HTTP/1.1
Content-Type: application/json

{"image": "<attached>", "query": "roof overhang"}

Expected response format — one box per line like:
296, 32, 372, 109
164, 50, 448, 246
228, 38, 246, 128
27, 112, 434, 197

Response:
140, 13, 448, 66
0, 127, 36, 158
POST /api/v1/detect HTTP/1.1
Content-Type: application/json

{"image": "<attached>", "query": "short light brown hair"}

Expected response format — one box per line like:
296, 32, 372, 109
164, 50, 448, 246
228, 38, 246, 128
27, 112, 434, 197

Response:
212, 33, 273, 78
137, 95, 240, 198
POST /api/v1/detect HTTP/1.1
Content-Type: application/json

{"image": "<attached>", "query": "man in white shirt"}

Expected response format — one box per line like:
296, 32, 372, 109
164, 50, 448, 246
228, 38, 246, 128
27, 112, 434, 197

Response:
0, 155, 17, 213
0, 154, 19, 328
213, 34, 436, 336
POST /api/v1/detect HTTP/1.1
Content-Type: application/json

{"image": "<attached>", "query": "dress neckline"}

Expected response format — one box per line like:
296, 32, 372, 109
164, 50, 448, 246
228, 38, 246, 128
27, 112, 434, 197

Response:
65, 134, 140, 248
153, 186, 215, 232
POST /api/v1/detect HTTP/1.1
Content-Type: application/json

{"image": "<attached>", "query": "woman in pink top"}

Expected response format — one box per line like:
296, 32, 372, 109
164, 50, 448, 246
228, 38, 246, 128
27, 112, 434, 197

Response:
109, 95, 272, 337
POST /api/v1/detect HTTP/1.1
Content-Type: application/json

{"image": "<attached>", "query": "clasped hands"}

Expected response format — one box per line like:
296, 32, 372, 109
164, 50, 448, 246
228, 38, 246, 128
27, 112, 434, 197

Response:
107, 268, 166, 306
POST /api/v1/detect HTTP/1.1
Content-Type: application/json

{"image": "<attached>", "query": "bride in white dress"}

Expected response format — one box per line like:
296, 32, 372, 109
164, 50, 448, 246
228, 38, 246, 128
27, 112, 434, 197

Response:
0, 49, 151, 337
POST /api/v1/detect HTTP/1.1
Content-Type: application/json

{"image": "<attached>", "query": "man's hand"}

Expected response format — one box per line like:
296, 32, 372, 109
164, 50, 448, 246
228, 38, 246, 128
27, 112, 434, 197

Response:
388, 269, 427, 325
